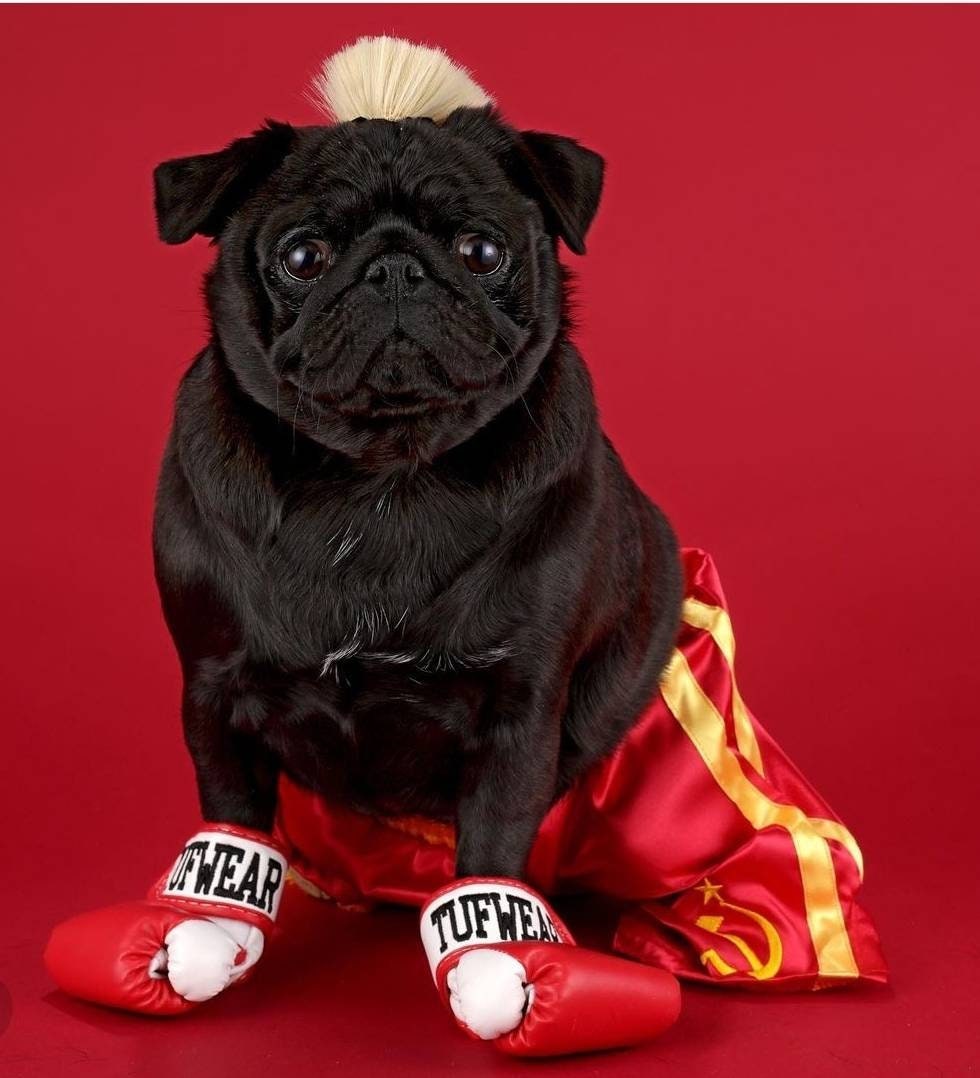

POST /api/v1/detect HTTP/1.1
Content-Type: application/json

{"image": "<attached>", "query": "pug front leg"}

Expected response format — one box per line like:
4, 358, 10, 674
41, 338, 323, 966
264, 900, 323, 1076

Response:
426, 680, 675, 1056
453, 689, 561, 880
44, 682, 287, 1016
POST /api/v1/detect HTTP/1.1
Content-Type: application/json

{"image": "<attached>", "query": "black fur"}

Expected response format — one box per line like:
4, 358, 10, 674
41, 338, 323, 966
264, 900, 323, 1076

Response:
152, 108, 682, 879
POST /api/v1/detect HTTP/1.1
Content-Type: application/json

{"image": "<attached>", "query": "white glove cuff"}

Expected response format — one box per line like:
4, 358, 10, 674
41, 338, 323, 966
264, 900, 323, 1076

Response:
158, 828, 287, 924
420, 879, 570, 979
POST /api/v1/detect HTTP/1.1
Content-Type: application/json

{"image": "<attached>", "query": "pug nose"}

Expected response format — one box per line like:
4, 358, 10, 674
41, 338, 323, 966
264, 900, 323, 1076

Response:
364, 253, 426, 291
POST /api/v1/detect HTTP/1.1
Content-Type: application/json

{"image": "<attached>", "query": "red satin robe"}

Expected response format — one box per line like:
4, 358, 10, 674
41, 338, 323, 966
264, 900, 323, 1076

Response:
274, 548, 887, 990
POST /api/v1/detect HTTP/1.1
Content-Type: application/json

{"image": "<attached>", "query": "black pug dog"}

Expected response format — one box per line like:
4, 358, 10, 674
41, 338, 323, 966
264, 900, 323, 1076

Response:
151, 103, 682, 885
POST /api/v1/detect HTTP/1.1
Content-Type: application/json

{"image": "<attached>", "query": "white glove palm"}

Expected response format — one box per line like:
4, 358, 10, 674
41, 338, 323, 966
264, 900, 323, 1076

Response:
151, 917, 265, 1003
446, 949, 530, 1040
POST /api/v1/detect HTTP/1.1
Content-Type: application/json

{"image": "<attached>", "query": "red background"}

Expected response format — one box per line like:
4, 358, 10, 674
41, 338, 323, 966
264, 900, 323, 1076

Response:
1, 5, 978, 1075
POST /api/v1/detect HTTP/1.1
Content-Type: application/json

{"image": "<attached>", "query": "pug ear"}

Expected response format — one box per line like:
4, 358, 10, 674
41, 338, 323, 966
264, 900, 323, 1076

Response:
153, 120, 296, 245
514, 131, 604, 255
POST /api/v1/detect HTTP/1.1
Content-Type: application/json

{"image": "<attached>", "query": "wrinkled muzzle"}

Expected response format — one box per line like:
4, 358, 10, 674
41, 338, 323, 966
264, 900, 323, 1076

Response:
272, 231, 526, 418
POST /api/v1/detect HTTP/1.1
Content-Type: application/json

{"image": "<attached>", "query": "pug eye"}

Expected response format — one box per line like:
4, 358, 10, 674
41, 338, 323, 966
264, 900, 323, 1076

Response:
458, 234, 504, 276
281, 237, 330, 281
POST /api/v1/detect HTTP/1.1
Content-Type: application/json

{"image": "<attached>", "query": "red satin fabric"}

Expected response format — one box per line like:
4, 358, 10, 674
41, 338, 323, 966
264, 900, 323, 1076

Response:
275, 548, 887, 990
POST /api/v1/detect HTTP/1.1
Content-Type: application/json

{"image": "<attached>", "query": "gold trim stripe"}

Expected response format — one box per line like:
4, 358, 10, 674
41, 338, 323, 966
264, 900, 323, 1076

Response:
681, 598, 765, 775
660, 648, 860, 980
680, 599, 864, 881
810, 818, 864, 882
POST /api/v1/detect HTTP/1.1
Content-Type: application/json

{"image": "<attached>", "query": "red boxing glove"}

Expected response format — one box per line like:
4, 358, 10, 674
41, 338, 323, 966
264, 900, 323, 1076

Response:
44, 823, 287, 1015
420, 878, 681, 1057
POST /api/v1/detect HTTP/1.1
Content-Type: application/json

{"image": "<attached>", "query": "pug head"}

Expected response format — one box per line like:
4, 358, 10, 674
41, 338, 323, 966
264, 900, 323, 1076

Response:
154, 45, 603, 468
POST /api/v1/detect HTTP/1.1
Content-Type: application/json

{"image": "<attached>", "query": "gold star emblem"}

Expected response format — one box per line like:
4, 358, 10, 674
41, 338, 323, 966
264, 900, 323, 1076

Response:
695, 878, 724, 904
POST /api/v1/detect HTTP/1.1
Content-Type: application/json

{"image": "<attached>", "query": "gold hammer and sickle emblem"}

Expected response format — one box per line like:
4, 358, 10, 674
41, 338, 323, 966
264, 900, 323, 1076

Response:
694, 879, 783, 980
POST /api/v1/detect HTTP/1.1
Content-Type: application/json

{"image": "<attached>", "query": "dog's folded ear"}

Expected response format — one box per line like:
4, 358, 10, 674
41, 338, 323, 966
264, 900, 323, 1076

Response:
153, 120, 296, 245
511, 131, 604, 256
